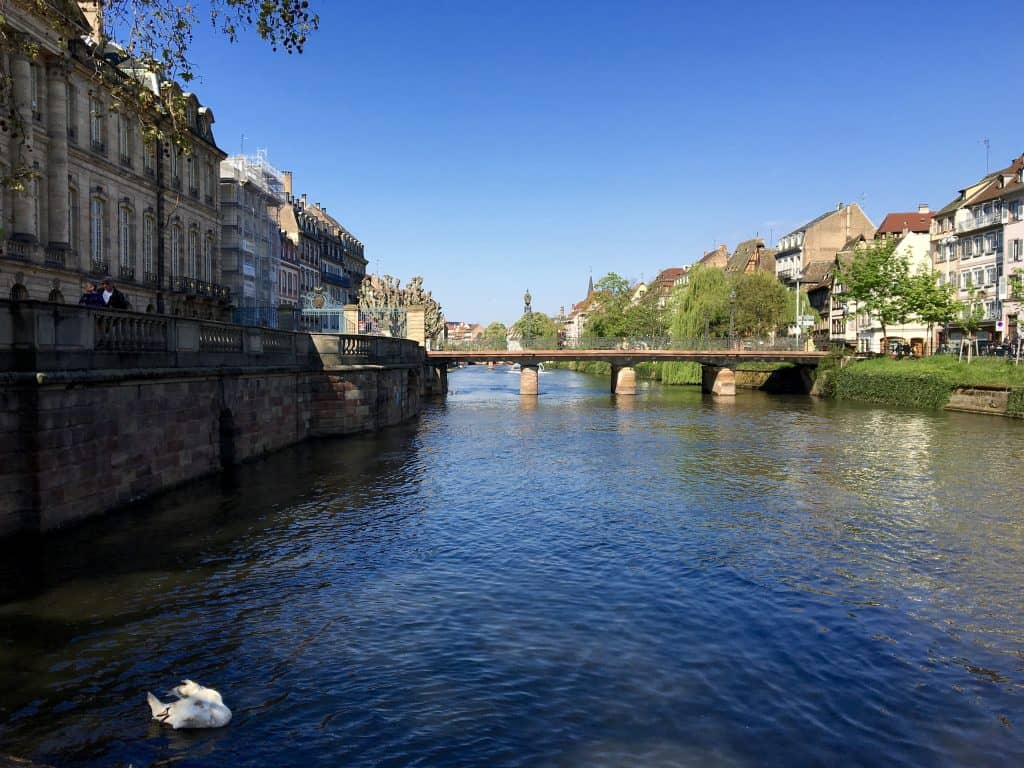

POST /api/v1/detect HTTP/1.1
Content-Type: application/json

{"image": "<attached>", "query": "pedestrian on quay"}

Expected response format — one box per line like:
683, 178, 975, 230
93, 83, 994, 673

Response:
100, 278, 130, 310
79, 280, 103, 307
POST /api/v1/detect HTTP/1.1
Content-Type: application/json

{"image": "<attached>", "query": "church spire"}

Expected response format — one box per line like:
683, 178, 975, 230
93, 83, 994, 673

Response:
587, 271, 594, 296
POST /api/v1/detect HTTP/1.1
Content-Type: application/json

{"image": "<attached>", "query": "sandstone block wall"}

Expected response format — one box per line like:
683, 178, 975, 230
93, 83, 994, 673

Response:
1, 365, 421, 535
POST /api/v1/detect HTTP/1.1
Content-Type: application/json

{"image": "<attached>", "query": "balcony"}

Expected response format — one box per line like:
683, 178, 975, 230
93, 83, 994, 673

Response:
44, 246, 67, 268
91, 139, 106, 155
143, 271, 160, 287
6, 240, 34, 261
171, 276, 230, 299
119, 265, 136, 281
89, 259, 109, 276
956, 210, 1009, 233
321, 271, 352, 289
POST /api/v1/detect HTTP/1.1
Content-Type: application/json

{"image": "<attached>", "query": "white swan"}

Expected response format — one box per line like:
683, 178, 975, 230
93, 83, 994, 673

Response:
147, 679, 232, 729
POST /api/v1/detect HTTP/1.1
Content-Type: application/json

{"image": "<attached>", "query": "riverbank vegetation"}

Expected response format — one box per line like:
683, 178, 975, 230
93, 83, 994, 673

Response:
826, 356, 1024, 412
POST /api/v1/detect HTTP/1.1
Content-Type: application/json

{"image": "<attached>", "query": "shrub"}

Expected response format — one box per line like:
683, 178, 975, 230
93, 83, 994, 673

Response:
832, 366, 956, 410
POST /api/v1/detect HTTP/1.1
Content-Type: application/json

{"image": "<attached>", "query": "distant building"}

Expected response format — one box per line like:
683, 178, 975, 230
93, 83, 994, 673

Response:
650, 266, 689, 308
725, 238, 777, 274
697, 244, 729, 270
774, 203, 875, 287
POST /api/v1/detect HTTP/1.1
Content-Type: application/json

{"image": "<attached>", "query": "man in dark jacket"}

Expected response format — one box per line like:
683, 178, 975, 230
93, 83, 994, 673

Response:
100, 279, 130, 310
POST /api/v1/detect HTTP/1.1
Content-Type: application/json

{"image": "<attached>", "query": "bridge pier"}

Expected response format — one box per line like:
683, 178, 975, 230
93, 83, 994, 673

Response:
520, 365, 539, 396
425, 364, 448, 396
610, 365, 636, 396
701, 365, 736, 396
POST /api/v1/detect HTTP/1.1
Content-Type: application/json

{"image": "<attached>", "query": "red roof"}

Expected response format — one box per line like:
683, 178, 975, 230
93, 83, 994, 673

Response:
877, 211, 932, 235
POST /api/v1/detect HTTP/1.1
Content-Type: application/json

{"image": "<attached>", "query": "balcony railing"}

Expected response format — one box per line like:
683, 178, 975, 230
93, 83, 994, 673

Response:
91, 139, 106, 155
143, 271, 160, 287
956, 210, 1009, 232
44, 246, 67, 268
89, 259, 109, 276
119, 265, 136, 281
171, 276, 230, 299
6, 240, 34, 261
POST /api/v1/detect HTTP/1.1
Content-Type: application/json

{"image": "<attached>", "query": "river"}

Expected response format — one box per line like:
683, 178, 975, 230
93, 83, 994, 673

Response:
1, 365, 1023, 767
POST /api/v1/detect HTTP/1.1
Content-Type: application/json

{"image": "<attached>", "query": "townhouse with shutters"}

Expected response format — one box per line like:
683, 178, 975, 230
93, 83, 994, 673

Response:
930, 153, 1024, 345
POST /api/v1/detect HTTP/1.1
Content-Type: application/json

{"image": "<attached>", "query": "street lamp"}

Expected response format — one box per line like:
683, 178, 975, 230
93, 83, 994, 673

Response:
729, 288, 737, 349
523, 289, 532, 350
794, 270, 804, 349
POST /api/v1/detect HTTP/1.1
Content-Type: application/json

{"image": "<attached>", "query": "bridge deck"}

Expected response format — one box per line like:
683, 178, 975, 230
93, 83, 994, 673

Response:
427, 349, 828, 366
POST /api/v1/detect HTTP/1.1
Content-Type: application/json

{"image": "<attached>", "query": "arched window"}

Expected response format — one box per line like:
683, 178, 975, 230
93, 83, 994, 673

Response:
90, 196, 106, 270
119, 205, 134, 276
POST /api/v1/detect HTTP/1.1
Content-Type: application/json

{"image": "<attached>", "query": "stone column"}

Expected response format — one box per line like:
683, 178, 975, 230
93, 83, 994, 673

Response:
520, 364, 539, 396
10, 53, 36, 243
611, 365, 637, 395
343, 304, 359, 335
46, 61, 70, 260
701, 365, 736, 396
406, 305, 426, 347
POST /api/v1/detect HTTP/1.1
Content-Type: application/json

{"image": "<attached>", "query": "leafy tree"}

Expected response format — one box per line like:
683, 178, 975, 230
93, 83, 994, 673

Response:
510, 311, 559, 348
593, 272, 631, 298
906, 270, 958, 354
733, 271, 791, 338
668, 265, 731, 341
838, 237, 912, 350
1, 1, 320, 187
358, 274, 445, 341
482, 321, 507, 350
958, 285, 987, 363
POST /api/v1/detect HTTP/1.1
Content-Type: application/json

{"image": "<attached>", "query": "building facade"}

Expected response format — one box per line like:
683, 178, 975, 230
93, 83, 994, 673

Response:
219, 152, 285, 321
775, 203, 875, 286
0, 2, 227, 318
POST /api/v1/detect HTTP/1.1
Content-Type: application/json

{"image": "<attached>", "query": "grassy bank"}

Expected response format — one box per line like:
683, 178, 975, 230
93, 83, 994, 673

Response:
827, 356, 1024, 413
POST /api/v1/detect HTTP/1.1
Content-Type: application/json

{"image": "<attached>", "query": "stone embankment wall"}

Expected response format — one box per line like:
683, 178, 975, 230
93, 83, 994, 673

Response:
1, 300, 429, 537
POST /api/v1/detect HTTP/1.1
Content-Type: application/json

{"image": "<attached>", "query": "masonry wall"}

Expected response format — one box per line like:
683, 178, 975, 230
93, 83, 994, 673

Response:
1, 364, 420, 536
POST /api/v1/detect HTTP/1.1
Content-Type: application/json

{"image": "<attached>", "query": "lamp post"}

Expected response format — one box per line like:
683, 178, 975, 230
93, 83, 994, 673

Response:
523, 289, 532, 350
794, 270, 803, 350
729, 288, 737, 349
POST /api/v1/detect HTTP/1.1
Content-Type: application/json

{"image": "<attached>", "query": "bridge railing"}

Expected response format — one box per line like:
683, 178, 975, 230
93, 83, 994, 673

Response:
435, 335, 825, 353
0, 299, 426, 372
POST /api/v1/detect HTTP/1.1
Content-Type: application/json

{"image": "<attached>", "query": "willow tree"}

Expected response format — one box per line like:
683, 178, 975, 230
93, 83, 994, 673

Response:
668, 265, 730, 341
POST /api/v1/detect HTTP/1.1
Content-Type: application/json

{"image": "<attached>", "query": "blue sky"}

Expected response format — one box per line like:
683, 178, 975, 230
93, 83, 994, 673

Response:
186, 0, 1023, 325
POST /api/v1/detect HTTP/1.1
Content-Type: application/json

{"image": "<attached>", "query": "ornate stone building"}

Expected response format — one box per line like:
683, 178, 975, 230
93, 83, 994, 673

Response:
0, 1, 228, 317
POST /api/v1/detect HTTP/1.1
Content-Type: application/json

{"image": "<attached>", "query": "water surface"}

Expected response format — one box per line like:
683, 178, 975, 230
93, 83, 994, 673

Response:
1, 366, 1023, 766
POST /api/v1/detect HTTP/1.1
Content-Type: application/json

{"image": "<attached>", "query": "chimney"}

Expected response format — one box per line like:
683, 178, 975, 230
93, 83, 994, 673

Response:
836, 201, 843, 211
78, 1, 103, 39
282, 171, 292, 196
918, 203, 930, 213
301, 193, 307, 207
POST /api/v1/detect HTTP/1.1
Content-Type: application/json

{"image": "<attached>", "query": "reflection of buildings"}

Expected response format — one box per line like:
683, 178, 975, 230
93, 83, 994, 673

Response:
0, 1, 227, 318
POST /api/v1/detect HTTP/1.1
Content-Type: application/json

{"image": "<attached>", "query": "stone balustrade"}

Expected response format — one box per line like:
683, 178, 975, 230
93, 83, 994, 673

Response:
0, 299, 425, 372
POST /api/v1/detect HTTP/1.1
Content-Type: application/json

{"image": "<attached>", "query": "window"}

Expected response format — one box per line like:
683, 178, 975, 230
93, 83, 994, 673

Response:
985, 266, 997, 286
1012, 239, 1023, 262
66, 83, 78, 142
118, 115, 132, 166
973, 269, 984, 287
68, 187, 79, 252
90, 197, 105, 266
204, 233, 214, 282
119, 205, 134, 274
30, 63, 42, 120
170, 145, 180, 186
985, 232, 996, 254
143, 139, 156, 176
973, 236, 982, 257
188, 227, 199, 278
143, 213, 155, 279
170, 222, 182, 277
188, 150, 198, 195
960, 272, 970, 289
89, 97, 104, 151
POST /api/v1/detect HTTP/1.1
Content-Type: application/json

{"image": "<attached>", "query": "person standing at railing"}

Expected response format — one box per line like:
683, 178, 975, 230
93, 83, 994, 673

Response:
79, 281, 104, 307
100, 278, 130, 310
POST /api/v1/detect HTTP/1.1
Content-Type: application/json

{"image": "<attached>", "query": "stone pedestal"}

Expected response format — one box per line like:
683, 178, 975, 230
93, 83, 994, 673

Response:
520, 364, 539, 396
611, 365, 636, 395
701, 365, 736, 396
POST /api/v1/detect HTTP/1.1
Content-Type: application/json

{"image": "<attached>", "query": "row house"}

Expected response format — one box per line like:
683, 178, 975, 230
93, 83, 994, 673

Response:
219, 152, 286, 321
305, 199, 366, 306
931, 154, 1024, 345
0, 1, 228, 318
774, 203, 875, 287
724, 238, 777, 275
650, 266, 689, 307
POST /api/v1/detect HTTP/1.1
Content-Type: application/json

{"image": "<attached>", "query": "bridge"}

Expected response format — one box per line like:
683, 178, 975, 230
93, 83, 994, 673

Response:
426, 343, 830, 396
